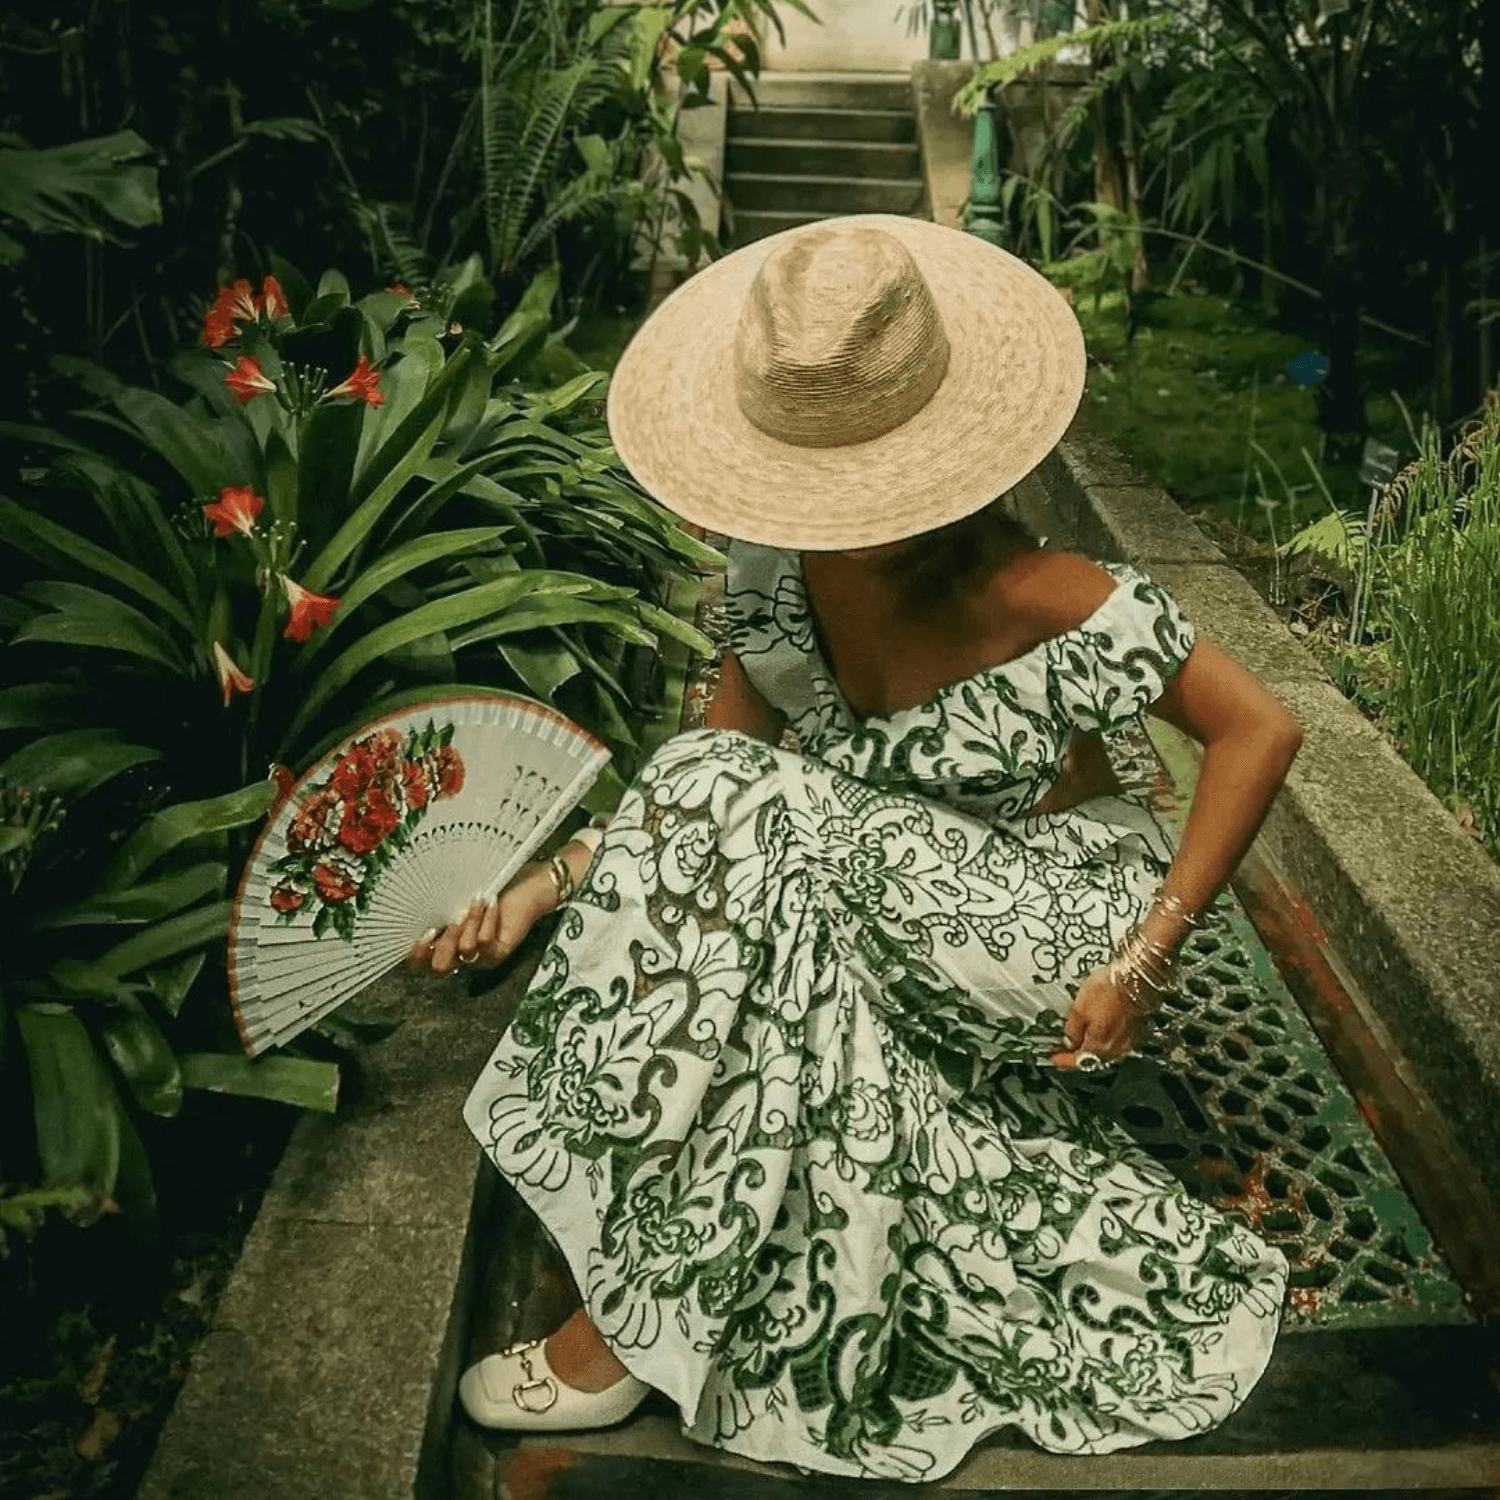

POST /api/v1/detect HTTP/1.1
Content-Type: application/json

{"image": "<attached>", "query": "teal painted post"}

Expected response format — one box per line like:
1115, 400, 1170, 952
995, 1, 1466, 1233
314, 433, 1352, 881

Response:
967, 89, 1006, 246
930, 0, 962, 58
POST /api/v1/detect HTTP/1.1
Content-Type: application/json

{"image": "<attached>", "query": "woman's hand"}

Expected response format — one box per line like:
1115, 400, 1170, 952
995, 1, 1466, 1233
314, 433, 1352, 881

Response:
407, 862, 559, 977
1049, 965, 1145, 1069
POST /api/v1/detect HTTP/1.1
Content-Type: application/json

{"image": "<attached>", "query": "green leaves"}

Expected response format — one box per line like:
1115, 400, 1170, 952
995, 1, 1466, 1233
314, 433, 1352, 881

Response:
179, 1052, 340, 1113
18, 1007, 122, 1209
102, 781, 276, 892
0, 730, 161, 799
0, 131, 161, 255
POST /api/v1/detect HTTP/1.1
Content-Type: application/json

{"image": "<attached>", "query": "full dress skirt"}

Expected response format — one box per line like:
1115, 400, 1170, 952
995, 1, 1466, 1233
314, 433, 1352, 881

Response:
464, 550, 1287, 1482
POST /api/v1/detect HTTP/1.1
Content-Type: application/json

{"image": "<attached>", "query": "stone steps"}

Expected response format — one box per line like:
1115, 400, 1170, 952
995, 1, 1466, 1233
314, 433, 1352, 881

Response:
727, 137, 921, 179
726, 106, 916, 144
722, 72, 925, 247
728, 70, 914, 113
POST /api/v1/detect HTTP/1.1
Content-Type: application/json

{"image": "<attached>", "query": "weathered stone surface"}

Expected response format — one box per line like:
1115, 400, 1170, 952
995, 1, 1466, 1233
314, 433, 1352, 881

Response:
910, 62, 974, 233
140, 954, 542, 1500
141, 1220, 470, 1500
1082, 485, 1228, 565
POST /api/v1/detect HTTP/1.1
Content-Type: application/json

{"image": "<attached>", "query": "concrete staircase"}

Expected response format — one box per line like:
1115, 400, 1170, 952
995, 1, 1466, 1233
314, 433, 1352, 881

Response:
723, 71, 926, 246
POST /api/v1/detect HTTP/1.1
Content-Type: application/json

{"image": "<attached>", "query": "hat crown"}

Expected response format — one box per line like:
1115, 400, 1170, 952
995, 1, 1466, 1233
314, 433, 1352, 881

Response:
733, 224, 952, 449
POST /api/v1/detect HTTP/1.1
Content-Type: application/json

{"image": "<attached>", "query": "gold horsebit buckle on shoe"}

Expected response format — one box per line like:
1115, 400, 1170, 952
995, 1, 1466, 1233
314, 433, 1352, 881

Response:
502, 1338, 558, 1414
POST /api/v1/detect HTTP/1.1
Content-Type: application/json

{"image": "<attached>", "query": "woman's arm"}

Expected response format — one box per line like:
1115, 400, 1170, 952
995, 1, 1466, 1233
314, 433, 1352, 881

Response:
1139, 636, 1303, 950
705, 649, 788, 745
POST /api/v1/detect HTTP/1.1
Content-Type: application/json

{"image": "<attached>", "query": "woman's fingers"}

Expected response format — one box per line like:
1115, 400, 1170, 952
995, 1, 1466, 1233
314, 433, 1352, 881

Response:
406, 927, 440, 970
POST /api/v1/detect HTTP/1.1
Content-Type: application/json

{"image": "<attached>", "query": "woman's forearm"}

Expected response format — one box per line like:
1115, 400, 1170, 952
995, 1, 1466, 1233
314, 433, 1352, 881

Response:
1140, 726, 1302, 952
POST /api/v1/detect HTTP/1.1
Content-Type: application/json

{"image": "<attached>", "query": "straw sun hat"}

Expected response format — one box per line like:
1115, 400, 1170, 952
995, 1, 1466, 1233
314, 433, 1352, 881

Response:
606, 213, 1086, 552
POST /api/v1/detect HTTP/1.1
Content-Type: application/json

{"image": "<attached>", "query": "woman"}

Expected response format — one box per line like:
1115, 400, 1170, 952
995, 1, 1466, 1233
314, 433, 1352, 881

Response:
412, 215, 1300, 1482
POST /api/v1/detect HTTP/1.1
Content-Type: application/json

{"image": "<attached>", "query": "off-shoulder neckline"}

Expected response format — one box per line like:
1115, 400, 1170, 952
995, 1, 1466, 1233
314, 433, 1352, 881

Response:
788, 550, 1135, 729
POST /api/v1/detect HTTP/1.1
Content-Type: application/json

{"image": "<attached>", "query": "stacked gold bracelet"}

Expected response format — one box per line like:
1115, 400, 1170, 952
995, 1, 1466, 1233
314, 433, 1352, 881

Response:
1107, 891, 1206, 1016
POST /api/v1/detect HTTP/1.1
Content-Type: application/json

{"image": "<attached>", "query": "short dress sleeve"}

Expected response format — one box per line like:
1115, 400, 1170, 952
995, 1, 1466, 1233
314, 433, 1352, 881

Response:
1048, 563, 1197, 735
721, 539, 820, 720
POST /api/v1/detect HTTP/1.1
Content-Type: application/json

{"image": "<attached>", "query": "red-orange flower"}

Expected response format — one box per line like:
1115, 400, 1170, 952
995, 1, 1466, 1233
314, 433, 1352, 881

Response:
200, 278, 257, 348
269, 882, 306, 913
431, 744, 464, 798
324, 353, 384, 406
203, 485, 264, 538
258, 274, 289, 321
225, 355, 276, 404
311, 859, 359, 904
281, 576, 341, 642
211, 641, 255, 706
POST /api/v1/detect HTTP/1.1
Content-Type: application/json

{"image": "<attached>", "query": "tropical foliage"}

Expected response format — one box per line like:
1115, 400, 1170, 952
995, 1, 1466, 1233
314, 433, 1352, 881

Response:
0, 252, 719, 1238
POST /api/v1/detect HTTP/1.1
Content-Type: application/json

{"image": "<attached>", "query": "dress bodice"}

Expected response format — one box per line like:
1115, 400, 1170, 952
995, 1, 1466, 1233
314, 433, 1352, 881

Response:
722, 540, 1197, 829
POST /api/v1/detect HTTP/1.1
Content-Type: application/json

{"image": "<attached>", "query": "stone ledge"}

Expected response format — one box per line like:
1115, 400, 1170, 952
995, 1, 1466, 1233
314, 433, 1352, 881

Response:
139, 962, 534, 1500
1023, 411, 1500, 1207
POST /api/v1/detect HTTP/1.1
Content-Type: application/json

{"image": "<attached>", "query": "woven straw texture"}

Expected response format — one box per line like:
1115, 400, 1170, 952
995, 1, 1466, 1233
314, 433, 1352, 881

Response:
606, 214, 1086, 551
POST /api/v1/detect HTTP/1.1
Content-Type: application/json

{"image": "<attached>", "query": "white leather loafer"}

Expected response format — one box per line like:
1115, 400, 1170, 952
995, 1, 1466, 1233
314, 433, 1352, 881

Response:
458, 1337, 651, 1432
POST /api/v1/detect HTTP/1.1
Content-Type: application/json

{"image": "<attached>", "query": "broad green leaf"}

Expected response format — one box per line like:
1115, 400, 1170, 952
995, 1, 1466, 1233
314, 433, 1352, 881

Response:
389, 454, 511, 539
98, 997, 182, 1116
1, 729, 160, 798
102, 781, 275, 891
112, 386, 227, 495
635, 600, 715, 655
94, 900, 233, 979
18, 1005, 120, 1203
316, 268, 351, 303
299, 527, 502, 656
0, 131, 160, 240
0, 499, 194, 633
40, 862, 226, 928
268, 253, 315, 320
41, 960, 146, 1006
303, 400, 449, 591
498, 638, 583, 700
144, 949, 207, 1018
48, 449, 200, 607
282, 573, 598, 745
0, 682, 90, 730
451, 597, 656, 649
179, 1051, 339, 1113
294, 401, 364, 545
526, 371, 608, 420
265, 427, 298, 530
15, 579, 189, 673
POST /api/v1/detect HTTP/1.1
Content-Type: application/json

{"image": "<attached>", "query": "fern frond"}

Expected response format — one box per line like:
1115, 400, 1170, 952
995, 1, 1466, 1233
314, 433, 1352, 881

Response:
371, 203, 433, 290
953, 14, 1175, 116
513, 175, 629, 268
494, 59, 597, 272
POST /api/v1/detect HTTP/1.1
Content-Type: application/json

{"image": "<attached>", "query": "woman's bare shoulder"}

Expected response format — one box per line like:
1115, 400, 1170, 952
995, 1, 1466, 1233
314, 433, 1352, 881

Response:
985, 549, 1120, 636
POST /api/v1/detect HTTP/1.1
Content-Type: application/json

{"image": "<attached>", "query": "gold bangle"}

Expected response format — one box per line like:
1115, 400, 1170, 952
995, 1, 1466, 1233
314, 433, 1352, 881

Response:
545, 854, 575, 907
1150, 891, 1205, 928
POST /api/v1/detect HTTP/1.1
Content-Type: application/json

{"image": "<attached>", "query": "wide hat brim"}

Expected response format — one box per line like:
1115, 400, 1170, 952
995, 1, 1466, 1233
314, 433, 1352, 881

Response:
606, 214, 1086, 552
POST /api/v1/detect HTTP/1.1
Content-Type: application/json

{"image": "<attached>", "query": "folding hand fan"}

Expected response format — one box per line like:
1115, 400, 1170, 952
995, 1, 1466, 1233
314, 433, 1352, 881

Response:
230, 693, 609, 1056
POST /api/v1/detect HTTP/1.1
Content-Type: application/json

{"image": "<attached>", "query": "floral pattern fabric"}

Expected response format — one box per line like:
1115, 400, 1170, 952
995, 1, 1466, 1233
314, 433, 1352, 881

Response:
465, 544, 1286, 1482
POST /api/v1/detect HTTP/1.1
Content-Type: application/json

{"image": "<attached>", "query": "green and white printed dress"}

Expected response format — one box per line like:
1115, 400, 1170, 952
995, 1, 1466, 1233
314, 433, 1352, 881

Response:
464, 542, 1287, 1482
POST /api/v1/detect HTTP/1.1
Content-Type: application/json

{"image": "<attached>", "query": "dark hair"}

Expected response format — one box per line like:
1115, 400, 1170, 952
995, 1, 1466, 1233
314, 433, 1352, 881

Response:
875, 496, 1038, 614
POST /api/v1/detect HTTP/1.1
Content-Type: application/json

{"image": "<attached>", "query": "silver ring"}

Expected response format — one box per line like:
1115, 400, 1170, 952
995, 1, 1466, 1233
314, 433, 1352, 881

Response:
457, 952, 478, 967
1075, 1050, 1113, 1073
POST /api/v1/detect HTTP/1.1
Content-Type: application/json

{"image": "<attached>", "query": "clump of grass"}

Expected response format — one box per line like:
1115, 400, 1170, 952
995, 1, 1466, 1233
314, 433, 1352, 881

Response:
1375, 418, 1500, 855
1283, 412, 1500, 858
